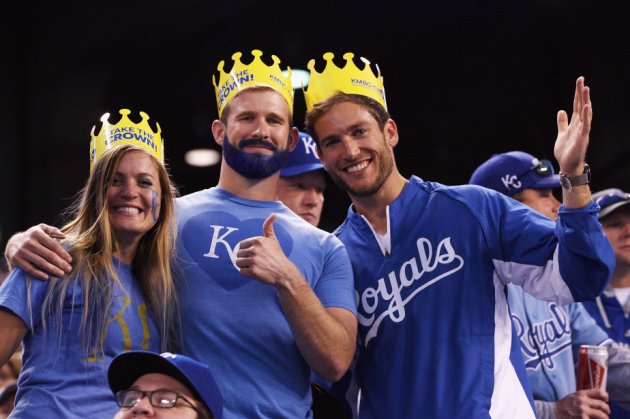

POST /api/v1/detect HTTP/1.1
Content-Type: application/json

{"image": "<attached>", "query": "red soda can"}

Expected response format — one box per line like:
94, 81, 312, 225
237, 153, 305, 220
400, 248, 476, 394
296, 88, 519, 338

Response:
576, 345, 608, 391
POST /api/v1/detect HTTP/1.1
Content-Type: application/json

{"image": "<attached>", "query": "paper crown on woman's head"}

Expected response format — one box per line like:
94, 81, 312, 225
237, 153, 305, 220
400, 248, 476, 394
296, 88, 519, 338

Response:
89, 109, 163, 171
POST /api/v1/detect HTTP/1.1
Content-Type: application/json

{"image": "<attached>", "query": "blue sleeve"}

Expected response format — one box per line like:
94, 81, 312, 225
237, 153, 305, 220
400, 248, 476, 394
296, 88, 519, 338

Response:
555, 202, 615, 301
568, 302, 611, 348
457, 186, 613, 304
0, 268, 50, 330
313, 236, 357, 316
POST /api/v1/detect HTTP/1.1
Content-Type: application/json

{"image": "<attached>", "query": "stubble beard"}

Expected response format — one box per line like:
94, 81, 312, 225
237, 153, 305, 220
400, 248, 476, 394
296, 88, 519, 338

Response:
329, 147, 394, 197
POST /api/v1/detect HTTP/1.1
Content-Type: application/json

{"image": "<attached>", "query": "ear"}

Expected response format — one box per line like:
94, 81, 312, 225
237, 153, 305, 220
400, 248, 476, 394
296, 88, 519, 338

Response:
211, 120, 225, 146
287, 127, 299, 152
384, 118, 399, 148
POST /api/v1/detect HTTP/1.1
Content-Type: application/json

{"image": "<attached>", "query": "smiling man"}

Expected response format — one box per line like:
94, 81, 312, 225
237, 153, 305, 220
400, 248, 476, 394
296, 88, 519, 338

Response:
470, 152, 630, 419
303, 52, 614, 418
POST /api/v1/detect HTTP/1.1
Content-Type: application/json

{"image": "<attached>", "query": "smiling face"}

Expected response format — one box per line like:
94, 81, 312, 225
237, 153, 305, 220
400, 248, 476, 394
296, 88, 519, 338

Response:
213, 88, 297, 179
277, 170, 326, 226
313, 101, 397, 198
107, 151, 162, 248
113, 373, 201, 419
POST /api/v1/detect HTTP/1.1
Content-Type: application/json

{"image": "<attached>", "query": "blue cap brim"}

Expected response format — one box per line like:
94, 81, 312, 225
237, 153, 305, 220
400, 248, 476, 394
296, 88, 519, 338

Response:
526, 174, 561, 190
280, 163, 324, 177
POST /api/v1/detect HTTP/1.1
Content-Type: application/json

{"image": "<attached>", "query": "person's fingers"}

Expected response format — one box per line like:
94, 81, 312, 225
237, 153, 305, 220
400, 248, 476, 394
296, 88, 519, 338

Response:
12, 255, 54, 280
557, 110, 569, 133
263, 214, 277, 240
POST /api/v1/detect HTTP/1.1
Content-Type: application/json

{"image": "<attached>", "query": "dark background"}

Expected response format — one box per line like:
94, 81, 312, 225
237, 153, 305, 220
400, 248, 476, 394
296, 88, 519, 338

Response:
2, 0, 630, 246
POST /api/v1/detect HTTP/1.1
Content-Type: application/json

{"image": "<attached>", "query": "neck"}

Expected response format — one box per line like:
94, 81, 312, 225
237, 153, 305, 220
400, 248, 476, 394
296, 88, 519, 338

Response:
611, 264, 630, 288
351, 171, 408, 235
217, 161, 280, 201
113, 239, 139, 265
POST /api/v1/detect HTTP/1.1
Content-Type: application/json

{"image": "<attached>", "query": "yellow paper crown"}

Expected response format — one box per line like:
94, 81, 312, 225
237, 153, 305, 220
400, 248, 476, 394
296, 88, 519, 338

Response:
304, 52, 387, 111
89, 109, 163, 171
212, 49, 294, 118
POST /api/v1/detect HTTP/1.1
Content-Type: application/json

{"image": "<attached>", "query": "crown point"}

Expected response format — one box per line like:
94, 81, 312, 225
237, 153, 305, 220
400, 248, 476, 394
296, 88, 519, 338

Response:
100, 112, 111, 124
323, 52, 335, 62
251, 49, 263, 58
119, 109, 131, 116
217, 60, 226, 74
343, 52, 355, 62
139, 111, 150, 122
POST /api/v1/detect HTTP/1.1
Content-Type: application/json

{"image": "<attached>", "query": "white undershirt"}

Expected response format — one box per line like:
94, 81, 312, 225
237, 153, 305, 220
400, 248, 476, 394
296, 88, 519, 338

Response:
375, 231, 391, 256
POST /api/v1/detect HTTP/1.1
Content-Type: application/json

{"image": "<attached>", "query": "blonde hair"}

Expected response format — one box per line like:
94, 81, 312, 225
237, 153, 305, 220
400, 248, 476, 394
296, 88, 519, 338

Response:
35, 144, 180, 356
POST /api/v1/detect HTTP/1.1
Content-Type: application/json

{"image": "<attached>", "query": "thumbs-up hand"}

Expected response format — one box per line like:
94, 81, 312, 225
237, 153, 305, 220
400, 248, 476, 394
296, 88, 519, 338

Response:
236, 214, 301, 287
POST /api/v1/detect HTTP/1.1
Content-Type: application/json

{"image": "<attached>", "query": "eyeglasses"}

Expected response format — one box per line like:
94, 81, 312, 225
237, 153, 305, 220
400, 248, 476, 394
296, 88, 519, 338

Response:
595, 189, 630, 209
116, 389, 201, 413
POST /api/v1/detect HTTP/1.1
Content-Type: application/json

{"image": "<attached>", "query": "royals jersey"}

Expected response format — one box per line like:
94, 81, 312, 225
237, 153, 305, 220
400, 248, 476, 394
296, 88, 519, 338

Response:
174, 187, 356, 419
334, 176, 614, 419
507, 284, 609, 405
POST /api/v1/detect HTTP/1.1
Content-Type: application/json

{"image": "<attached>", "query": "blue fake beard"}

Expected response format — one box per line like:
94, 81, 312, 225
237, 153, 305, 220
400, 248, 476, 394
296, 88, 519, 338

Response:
222, 135, 290, 179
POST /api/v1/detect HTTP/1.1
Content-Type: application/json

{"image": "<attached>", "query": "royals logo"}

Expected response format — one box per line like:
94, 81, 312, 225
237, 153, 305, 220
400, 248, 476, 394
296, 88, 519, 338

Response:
501, 174, 521, 191
181, 210, 293, 290
357, 236, 464, 346
511, 302, 572, 370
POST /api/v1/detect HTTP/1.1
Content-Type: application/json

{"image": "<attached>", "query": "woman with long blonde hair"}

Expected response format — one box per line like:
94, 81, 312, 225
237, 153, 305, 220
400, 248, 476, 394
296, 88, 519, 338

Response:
0, 110, 179, 417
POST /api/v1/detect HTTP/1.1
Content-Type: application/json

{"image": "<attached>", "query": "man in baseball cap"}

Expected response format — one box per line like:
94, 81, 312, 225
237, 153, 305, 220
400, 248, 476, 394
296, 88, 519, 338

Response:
108, 351, 222, 419
583, 188, 630, 417
471, 157, 630, 418
469, 150, 562, 220
277, 131, 326, 227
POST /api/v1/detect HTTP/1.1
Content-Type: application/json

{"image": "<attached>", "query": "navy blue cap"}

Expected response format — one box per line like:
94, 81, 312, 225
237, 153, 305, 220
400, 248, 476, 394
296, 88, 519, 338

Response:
593, 188, 630, 219
108, 351, 223, 418
469, 151, 560, 196
280, 131, 324, 177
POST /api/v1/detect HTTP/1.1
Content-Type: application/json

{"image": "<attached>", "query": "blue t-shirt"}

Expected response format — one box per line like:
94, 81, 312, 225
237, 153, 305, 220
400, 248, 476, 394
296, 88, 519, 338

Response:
508, 284, 609, 403
174, 187, 356, 419
0, 259, 160, 418
334, 177, 613, 419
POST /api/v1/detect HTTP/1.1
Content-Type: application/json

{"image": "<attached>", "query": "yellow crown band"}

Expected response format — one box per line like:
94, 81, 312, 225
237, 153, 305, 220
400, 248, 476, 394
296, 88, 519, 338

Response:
304, 52, 387, 111
212, 49, 294, 118
89, 109, 163, 172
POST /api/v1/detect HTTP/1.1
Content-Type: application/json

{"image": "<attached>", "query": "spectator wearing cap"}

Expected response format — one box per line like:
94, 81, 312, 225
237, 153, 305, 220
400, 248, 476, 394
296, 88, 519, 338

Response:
109, 351, 222, 419
583, 188, 630, 350
470, 150, 562, 219
470, 152, 630, 419
276, 132, 326, 227
582, 188, 630, 418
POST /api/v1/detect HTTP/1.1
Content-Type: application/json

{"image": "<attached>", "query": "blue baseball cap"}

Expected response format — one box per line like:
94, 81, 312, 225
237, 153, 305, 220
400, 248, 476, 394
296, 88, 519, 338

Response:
108, 351, 223, 418
280, 131, 324, 177
469, 151, 560, 196
593, 188, 630, 219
